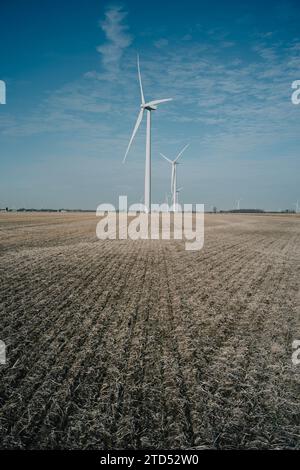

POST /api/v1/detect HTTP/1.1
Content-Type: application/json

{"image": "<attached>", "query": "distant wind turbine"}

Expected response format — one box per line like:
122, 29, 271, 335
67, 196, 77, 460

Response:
123, 55, 173, 213
236, 198, 242, 210
176, 187, 183, 208
160, 144, 189, 211
294, 200, 299, 213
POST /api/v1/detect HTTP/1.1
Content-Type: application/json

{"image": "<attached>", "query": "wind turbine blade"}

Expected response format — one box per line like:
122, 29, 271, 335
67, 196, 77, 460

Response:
145, 98, 173, 107
174, 143, 190, 162
123, 109, 144, 163
177, 187, 183, 192
160, 153, 172, 164
137, 55, 145, 105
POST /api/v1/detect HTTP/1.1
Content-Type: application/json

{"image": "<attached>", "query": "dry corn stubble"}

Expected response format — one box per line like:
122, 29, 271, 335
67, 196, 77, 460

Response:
0, 212, 300, 449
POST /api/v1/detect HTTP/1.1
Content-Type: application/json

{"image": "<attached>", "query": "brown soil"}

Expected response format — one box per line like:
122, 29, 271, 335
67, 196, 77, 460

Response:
0, 212, 299, 449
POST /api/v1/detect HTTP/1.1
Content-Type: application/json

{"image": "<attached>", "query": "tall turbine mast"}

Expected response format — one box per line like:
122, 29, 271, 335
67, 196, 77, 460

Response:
123, 55, 173, 213
236, 198, 242, 210
160, 144, 189, 212
176, 187, 183, 207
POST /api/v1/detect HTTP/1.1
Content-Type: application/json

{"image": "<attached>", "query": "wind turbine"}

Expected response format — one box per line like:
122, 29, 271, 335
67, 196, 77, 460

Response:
236, 198, 242, 210
294, 200, 299, 213
175, 186, 183, 208
160, 144, 189, 211
165, 192, 171, 209
123, 55, 173, 213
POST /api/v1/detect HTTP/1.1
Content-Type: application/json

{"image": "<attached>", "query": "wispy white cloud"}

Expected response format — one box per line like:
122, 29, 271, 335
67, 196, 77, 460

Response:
2, 10, 300, 176
97, 5, 132, 76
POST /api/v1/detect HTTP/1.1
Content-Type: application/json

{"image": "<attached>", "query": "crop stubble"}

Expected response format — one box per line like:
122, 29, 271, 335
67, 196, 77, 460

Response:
0, 212, 299, 449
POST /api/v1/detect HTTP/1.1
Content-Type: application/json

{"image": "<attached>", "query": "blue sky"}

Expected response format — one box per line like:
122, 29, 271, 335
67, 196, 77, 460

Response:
0, 0, 299, 210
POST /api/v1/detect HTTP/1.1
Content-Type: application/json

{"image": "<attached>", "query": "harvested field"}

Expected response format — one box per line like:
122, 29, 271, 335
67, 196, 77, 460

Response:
0, 212, 300, 449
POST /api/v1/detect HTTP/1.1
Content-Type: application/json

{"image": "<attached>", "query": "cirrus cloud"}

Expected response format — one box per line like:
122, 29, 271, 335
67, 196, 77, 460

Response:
97, 5, 133, 76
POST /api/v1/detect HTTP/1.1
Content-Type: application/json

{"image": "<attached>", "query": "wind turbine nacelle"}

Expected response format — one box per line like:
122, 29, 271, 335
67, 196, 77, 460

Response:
144, 104, 157, 111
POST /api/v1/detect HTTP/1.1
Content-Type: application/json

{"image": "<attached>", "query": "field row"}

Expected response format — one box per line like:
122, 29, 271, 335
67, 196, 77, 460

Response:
0, 213, 299, 448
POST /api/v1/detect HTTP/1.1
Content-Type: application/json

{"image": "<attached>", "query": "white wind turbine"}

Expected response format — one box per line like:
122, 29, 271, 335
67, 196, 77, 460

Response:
160, 144, 189, 211
165, 192, 171, 208
123, 55, 173, 213
175, 186, 183, 208
236, 198, 242, 210
294, 200, 299, 213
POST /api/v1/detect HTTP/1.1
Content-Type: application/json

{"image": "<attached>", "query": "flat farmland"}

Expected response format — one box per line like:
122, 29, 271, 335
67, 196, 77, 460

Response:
0, 212, 300, 449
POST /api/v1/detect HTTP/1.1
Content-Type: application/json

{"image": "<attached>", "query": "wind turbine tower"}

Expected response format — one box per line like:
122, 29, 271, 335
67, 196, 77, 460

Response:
236, 199, 242, 210
123, 55, 173, 213
176, 187, 183, 208
160, 144, 189, 211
